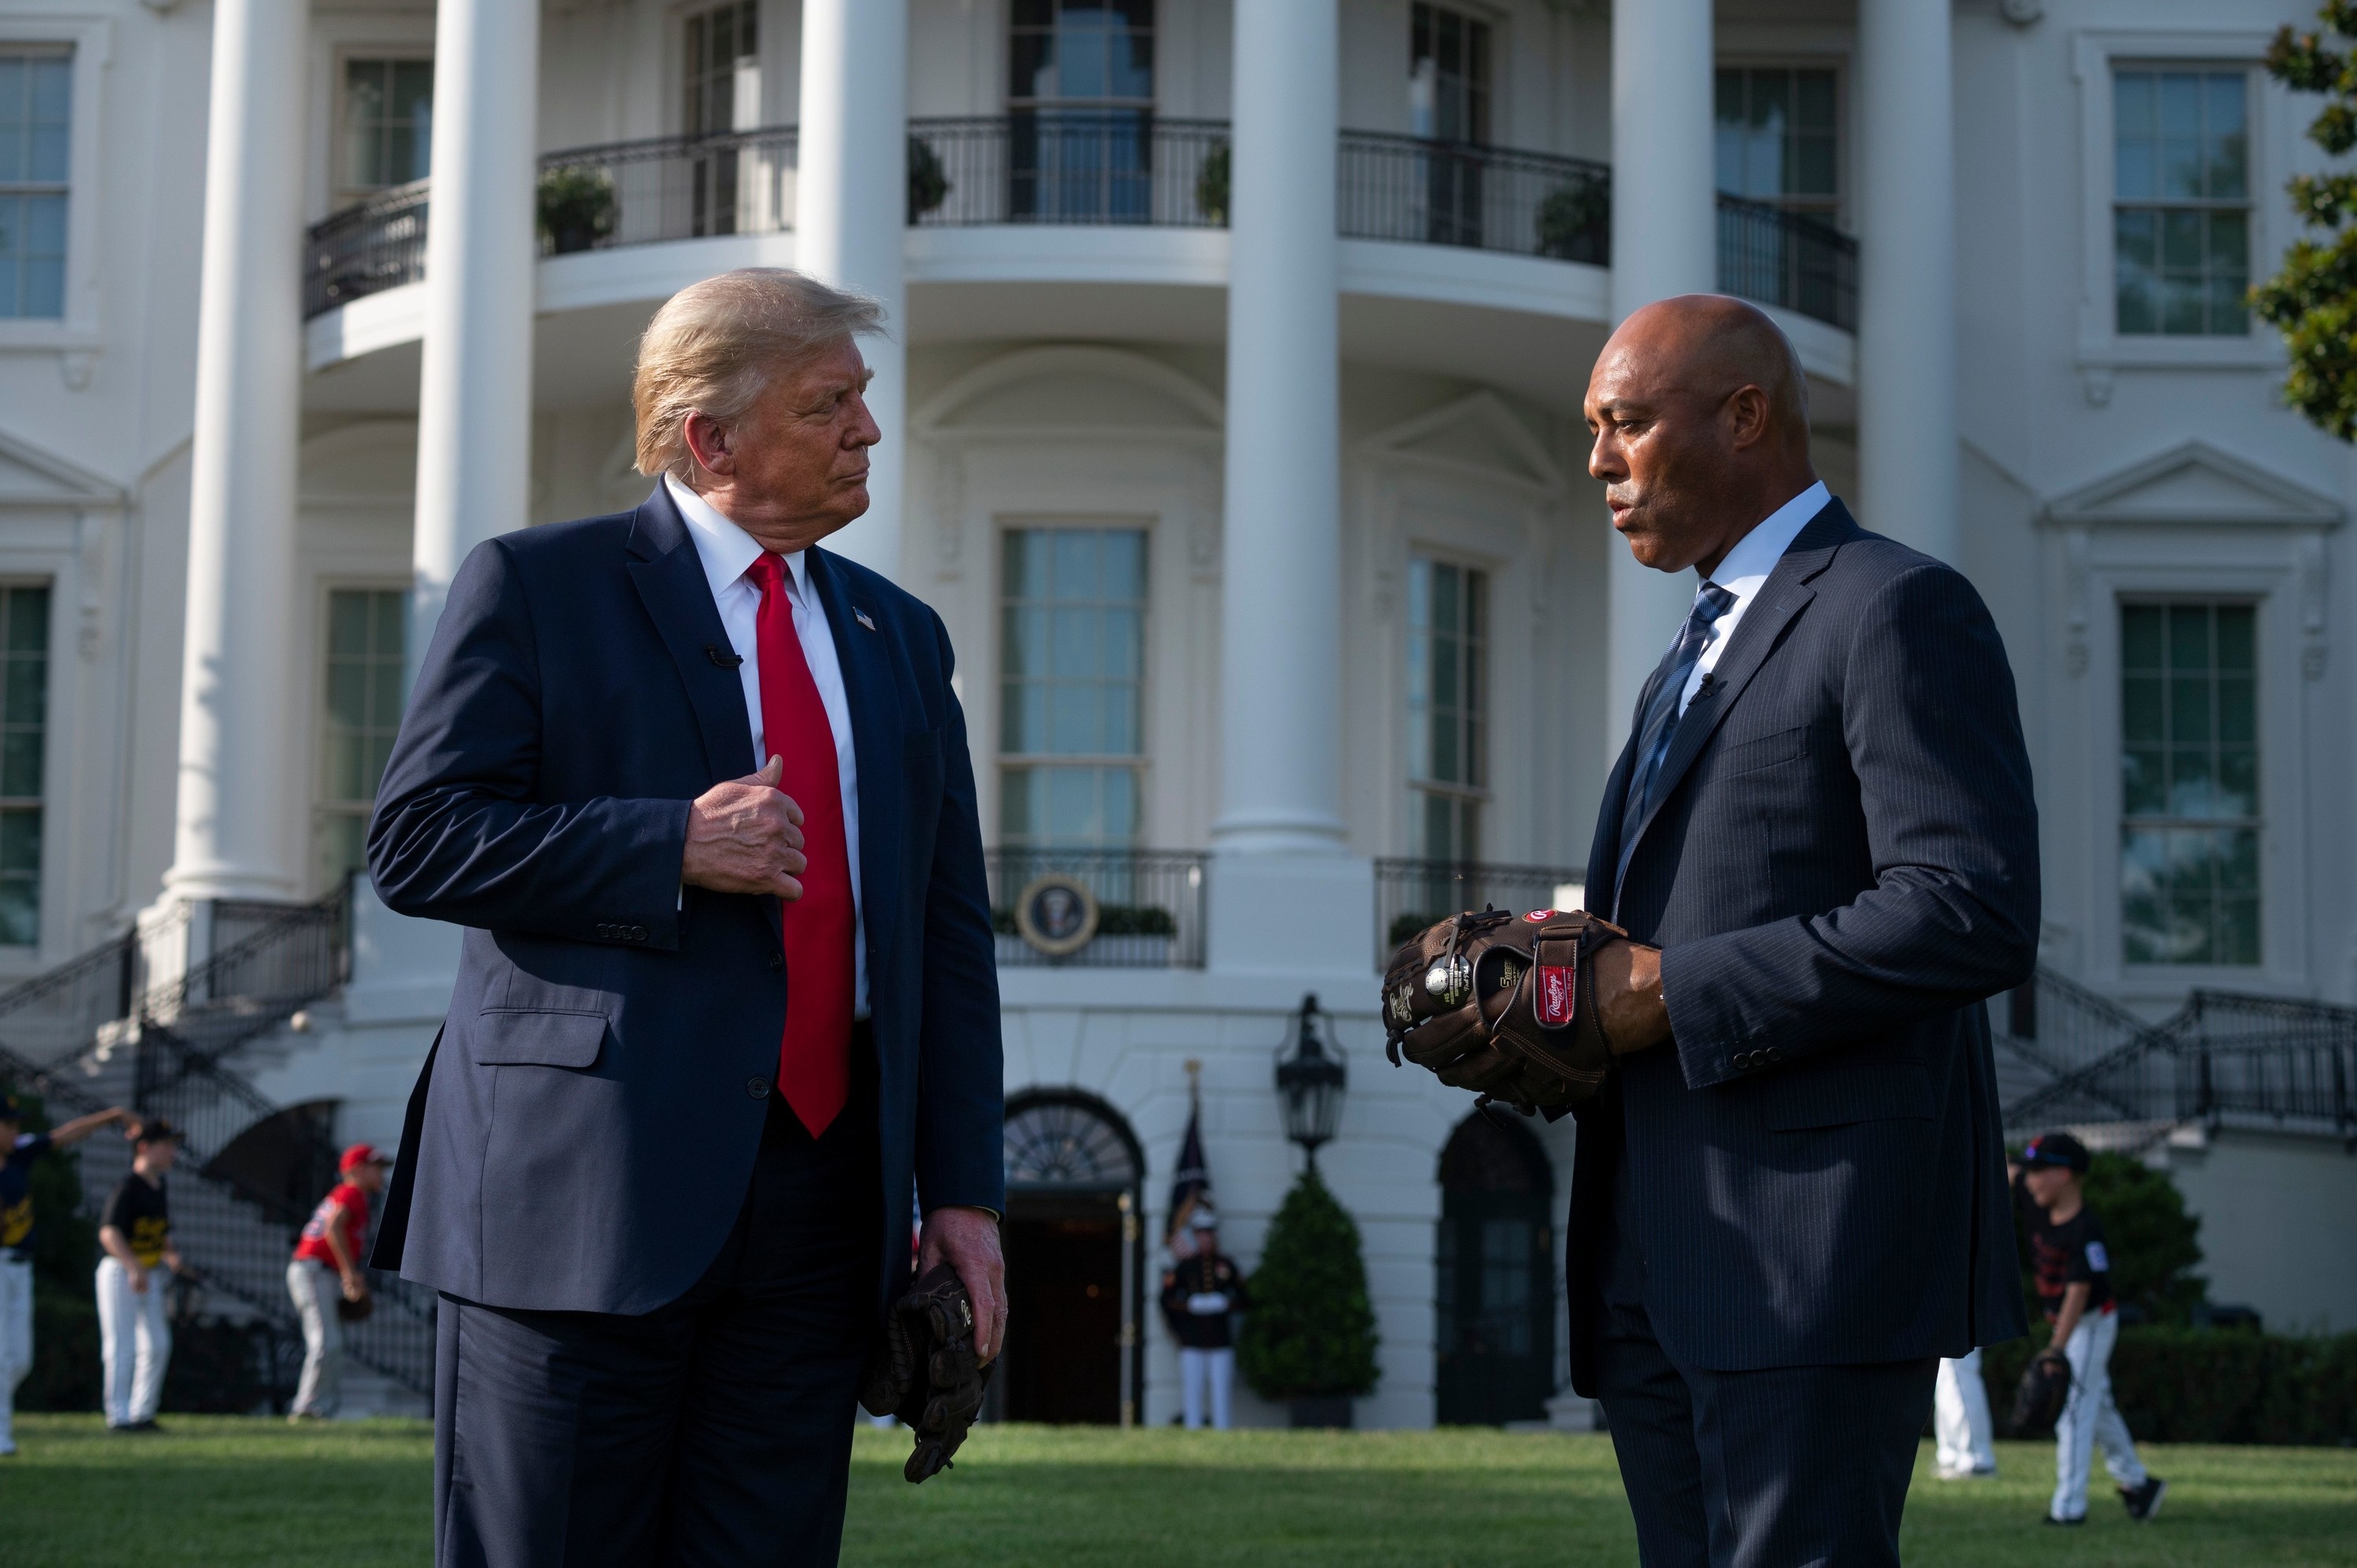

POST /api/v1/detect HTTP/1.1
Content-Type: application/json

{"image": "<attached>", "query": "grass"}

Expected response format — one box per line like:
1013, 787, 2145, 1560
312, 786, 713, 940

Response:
5, 1416, 2354, 1566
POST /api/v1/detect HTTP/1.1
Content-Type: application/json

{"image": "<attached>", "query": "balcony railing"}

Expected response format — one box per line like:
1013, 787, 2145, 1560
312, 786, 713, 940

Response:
986, 848, 1206, 969
300, 123, 1853, 332
911, 114, 1230, 229
1716, 193, 1858, 333
1338, 130, 1609, 264
1373, 858, 1586, 963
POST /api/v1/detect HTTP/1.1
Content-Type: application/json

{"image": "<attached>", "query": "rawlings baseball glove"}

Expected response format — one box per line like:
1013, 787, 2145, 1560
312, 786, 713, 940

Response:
860, 1263, 993, 1483
2009, 1350, 2073, 1436
1381, 906, 1630, 1115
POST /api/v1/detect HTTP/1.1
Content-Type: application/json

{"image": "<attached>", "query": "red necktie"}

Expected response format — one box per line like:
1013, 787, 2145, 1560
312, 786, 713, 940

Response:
749, 554, 855, 1138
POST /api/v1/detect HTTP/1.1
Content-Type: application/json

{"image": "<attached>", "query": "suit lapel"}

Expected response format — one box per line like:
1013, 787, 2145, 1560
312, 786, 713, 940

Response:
807, 546, 902, 991
624, 485, 755, 789
1616, 501, 1856, 874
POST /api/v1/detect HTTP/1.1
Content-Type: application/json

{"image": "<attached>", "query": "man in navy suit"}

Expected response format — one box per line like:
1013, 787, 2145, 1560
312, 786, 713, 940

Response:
368, 269, 1005, 1567
1566, 295, 2034, 1566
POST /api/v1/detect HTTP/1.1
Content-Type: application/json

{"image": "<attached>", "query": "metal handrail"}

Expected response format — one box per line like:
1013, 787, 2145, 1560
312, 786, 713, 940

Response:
1715, 192, 1859, 332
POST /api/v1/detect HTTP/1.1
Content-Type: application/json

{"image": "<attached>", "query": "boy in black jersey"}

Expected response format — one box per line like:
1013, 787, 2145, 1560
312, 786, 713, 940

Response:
1, 1094, 130, 1454
97, 1120, 183, 1431
2020, 1132, 2165, 1526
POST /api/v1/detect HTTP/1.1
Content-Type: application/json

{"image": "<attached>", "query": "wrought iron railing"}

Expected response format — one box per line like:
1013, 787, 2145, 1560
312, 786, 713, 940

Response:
301, 123, 1864, 333
1716, 193, 1858, 332
911, 114, 1230, 229
1373, 859, 1587, 961
303, 179, 430, 319
137, 885, 352, 1077
2172, 991, 2357, 1141
1992, 965, 2172, 1127
0, 928, 138, 1067
1338, 130, 1610, 264
986, 848, 1206, 969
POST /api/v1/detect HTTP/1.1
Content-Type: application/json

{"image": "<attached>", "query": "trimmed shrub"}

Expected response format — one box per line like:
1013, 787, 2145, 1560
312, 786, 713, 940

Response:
1982, 1327, 2357, 1445
1237, 1167, 1380, 1401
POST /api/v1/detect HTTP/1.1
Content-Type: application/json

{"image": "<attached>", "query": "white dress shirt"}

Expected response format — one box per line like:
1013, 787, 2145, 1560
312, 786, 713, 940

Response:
1675, 480, 1831, 716
666, 474, 868, 1017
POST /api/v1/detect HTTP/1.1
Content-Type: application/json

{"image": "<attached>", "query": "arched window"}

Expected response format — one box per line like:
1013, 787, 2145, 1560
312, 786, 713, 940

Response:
1435, 1110, 1556, 1424
998, 1090, 1146, 1425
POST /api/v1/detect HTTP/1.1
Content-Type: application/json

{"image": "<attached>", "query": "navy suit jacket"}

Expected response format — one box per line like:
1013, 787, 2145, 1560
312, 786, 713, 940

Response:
367, 485, 1004, 1316
1567, 498, 2033, 1390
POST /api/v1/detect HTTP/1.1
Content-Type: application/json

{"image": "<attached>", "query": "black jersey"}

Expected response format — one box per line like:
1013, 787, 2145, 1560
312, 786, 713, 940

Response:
2029, 1205, 2114, 1320
101, 1172, 171, 1268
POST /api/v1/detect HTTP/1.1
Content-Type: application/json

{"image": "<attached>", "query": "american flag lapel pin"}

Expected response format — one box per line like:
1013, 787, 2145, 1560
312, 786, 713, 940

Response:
854, 609, 877, 632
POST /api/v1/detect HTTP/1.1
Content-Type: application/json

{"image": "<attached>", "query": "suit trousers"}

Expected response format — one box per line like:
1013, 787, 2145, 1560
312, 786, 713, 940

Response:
1592, 1196, 1934, 1568
433, 1055, 883, 1568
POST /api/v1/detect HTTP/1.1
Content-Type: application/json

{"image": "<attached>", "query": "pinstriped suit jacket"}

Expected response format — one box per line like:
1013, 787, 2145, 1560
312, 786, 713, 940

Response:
1567, 498, 2033, 1390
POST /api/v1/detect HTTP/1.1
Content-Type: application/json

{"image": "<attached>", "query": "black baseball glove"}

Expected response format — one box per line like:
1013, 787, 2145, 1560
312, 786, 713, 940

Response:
1382, 906, 1627, 1115
2009, 1350, 2073, 1435
860, 1263, 993, 1482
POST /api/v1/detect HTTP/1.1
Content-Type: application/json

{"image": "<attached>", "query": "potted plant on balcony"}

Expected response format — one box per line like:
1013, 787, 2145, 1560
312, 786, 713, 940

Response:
538, 167, 617, 255
1195, 143, 1230, 225
908, 134, 950, 222
1237, 1164, 1380, 1427
1535, 174, 1608, 263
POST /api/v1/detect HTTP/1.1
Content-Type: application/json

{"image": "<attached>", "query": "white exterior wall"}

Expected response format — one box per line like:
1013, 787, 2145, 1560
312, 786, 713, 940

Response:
1, 0, 2352, 1427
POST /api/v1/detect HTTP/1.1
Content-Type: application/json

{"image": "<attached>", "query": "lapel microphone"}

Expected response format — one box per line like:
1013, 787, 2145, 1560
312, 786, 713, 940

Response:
704, 644, 743, 669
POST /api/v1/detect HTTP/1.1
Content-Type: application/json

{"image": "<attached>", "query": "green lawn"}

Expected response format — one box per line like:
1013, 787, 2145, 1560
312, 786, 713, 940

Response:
5, 1416, 2353, 1566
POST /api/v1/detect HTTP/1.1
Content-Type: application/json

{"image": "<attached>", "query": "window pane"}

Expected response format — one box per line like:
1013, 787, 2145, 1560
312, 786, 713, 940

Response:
2121, 601, 2260, 965
997, 526, 1147, 847
2206, 73, 2248, 198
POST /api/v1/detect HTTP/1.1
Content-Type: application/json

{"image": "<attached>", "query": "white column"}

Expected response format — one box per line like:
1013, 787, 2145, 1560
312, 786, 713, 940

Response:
1857, 0, 1959, 564
1605, 0, 1718, 734
1205, 0, 1369, 976
166, 0, 308, 902
797, 0, 908, 581
409, 0, 541, 687
1215, 0, 1343, 859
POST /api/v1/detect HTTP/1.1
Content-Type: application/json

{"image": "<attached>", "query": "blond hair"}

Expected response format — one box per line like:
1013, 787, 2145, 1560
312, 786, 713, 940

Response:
632, 268, 885, 479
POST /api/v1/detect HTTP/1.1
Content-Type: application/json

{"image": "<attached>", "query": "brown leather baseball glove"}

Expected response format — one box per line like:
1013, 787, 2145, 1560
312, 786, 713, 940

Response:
1382, 906, 1633, 1115
860, 1263, 993, 1483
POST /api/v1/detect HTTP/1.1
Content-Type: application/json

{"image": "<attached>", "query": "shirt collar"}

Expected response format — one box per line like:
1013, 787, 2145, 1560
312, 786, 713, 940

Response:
1704, 480, 1831, 603
665, 474, 812, 603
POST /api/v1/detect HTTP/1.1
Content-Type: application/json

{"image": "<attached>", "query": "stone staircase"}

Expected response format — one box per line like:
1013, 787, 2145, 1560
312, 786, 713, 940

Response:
0, 886, 436, 1412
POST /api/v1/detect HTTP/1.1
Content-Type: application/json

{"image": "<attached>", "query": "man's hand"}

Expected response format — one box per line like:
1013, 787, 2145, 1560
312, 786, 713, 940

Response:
682, 756, 808, 899
919, 1207, 1006, 1365
341, 1268, 371, 1305
1595, 939, 1672, 1057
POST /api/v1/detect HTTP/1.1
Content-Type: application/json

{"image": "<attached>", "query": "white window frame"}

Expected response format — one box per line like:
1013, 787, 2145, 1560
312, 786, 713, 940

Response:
1710, 57, 1850, 231
2039, 485, 2335, 1003
330, 49, 437, 210
311, 580, 409, 895
992, 517, 1155, 849
1402, 551, 1492, 863
2072, 30, 2286, 394
0, 20, 108, 356
306, 12, 436, 223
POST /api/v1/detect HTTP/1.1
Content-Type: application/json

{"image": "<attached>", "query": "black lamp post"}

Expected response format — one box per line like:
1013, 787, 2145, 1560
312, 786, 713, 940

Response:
1273, 993, 1347, 1165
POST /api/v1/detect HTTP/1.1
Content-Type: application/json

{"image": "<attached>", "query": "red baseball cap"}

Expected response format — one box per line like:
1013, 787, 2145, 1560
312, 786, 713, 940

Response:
339, 1143, 391, 1173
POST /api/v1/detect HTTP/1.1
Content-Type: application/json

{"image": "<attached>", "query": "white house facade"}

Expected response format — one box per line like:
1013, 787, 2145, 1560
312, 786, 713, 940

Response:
1, 0, 2352, 1424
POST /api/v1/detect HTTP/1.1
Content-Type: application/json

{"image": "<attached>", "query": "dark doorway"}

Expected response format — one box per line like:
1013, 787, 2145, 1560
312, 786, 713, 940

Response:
1435, 1111, 1556, 1425
995, 1092, 1144, 1424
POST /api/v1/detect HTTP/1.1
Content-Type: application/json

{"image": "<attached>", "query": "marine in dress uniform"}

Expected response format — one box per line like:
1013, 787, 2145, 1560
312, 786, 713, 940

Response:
1160, 1210, 1248, 1430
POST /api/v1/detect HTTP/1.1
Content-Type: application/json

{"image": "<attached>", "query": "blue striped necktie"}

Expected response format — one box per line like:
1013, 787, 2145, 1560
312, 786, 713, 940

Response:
1616, 581, 1738, 889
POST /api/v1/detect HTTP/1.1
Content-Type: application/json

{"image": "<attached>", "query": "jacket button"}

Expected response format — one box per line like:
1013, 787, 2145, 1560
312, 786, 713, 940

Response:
1764, 1046, 1783, 1063
767, 951, 785, 973
1734, 1051, 1754, 1070
746, 1076, 770, 1100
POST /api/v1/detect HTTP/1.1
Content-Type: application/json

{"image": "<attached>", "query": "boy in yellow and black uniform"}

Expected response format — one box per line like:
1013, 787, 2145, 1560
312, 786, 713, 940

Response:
97, 1120, 184, 1432
1, 1094, 129, 1454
